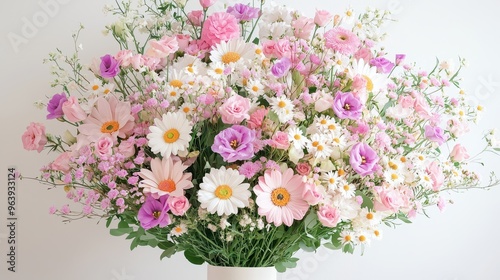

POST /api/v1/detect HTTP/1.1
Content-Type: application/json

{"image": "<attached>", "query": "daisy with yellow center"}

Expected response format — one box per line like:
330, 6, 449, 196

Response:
170, 223, 188, 236
245, 79, 265, 96
147, 111, 193, 158
198, 167, 251, 216
210, 38, 254, 67
270, 96, 294, 123
138, 157, 193, 199
207, 62, 226, 80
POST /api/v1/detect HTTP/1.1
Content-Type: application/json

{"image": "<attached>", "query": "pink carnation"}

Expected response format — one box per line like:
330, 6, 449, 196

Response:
22, 122, 47, 153
145, 35, 179, 58
201, 12, 240, 47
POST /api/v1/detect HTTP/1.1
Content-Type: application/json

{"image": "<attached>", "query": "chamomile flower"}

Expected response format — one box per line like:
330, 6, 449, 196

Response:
339, 182, 356, 198
101, 83, 115, 95
307, 133, 333, 160
198, 167, 251, 216
89, 79, 103, 94
287, 126, 309, 150
339, 230, 355, 245
171, 223, 187, 236
270, 96, 294, 123
322, 171, 340, 191
207, 62, 226, 80
354, 231, 371, 245
180, 102, 196, 115
165, 85, 181, 102
210, 38, 254, 67
245, 79, 265, 96
147, 111, 193, 157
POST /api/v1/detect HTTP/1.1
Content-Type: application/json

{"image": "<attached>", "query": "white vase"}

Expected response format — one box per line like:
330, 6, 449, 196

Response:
207, 265, 277, 280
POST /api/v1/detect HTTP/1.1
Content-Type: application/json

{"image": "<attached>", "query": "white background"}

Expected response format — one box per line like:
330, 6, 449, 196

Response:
1, 0, 500, 279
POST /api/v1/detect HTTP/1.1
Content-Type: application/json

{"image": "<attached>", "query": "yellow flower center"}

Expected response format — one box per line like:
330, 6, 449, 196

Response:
418, 155, 425, 161
255, 48, 262, 55
389, 161, 398, 170
294, 134, 301, 140
271, 187, 290, 207
363, 75, 374, 92
101, 120, 120, 133
329, 178, 335, 184
103, 89, 110, 94
317, 145, 324, 151
391, 173, 399, 180
358, 235, 366, 242
278, 100, 287, 108
320, 119, 327, 125
400, 156, 407, 163
230, 139, 239, 149
170, 79, 183, 88
170, 91, 177, 97
153, 211, 161, 219
183, 107, 191, 114
333, 137, 340, 143
312, 141, 319, 147
374, 230, 380, 237
344, 235, 352, 242
343, 185, 350, 191
158, 179, 176, 193
175, 227, 183, 233
252, 85, 259, 92
92, 85, 99, 91
328, 124, 337, 130
366, 213, 374, 220
338, 169, 345, 176
215, 185, 232, 200
187, 66, 194, 73
163, 128, 180, 144
221, 51, 241, 64
215, 68, 223, 74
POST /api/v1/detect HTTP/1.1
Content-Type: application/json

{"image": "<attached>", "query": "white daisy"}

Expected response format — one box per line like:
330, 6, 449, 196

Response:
197, 167, 251, 216
245, 79, 265, 97
270, 96, 294, 123
147, 111, 193, 157
89, 78, 103, 94
180, 102, 196, 115
210, 38, 254, 67
171, 223, 187, 236
307, 133, 332, 160
207, 62, 226, 80
322, 171, 340, 191
339, 182, 356, 198
287, 126, 309, 150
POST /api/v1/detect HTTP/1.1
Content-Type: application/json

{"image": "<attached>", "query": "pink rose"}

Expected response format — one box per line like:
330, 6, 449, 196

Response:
450, 144, 470, 162
117, 139, 136, 158
292, 16, 315, 39
62, 96, 87, 122
176, 34, 191, 52
219, 94, 250, 124
270, 131, 290, 150
94, 137, 113, 158
426, 161, 444, 191
200, 0, 216, 9
302, 182, 322, 205
374, 189, 404, 213
50, 152, 72, 173
145, 35, 179, 58
413, 93, 432, 119
115, 50, 134, 67
168, 195, 190, 216
314, 10, 333, 27
247, 108, 268, 129
201, 12, 240, 47
22, 122, 47, 153
295, 162, 311, 176
354, 48, 373, 62
317, 205, 340, 227
187, 10, 203, 26
398, 95, 415, 108
262, 40, 276, 58
273, 39, 291, 59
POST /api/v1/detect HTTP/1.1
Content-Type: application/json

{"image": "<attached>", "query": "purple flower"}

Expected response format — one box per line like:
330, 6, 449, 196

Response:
46, 92, 67, 119
395, 54, 406, 65
424, 125, 447, 145
349, 143, 379, 176
137, 195, 171, 230
332, 91, 363, 120
212, 125, 256, 163
100, 54, 120, 78
370, 57, 394, 74
227, 4, 260, 22
271, 57, 291, 78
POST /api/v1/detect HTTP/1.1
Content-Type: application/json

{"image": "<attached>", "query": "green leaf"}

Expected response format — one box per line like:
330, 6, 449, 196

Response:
342, 243, 354, 254
267, 110, 280, 123
494, 148, 500, 152
158, 241, 175, 250
118, 220, 129, 229
355, 191, 374, 210
110, 227, 133, 236
252, 37, 259, 45
275, 262, 286, 273
299, 242, 315, 253
184, 250, 205, 265
105, 216, 113, 228
397, 212, 412, 224
130, 237, 139, 250
160, 246, 177, 260
323, 242, 341, 250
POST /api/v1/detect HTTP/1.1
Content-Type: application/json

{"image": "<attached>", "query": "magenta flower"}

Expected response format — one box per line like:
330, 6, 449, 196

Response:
395, 54, 406, 65
332, 91, 363, 120
47, 92, 67, 119
271, 57, 291, 78
227, 4, 260, 22
100, 54, 120, 78
212, 125, 256, 163
424, 125, 447, 145
370, 57, 394, 74
349, 142, 379, 176
137, 195, 171, 230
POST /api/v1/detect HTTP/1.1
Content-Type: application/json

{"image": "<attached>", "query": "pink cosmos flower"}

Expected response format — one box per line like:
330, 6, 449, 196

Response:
62, 96, 87, 122
219, 94, 251, 124
324, 27, 360, 55
138, 156, 193, 199
78, 95, 134, 143
201, 12, 240, 47
22, 122, 47, 153
254, 168, 309, 226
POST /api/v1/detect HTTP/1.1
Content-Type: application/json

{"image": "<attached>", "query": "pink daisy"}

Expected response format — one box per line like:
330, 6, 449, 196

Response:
324, 27, 360, 55
254, 168, 309, 226
78, 95, 134, 143
138, 157, 193, 198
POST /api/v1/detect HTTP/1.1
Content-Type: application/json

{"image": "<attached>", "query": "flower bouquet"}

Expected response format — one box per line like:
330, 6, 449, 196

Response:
21, 0, 500, 274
